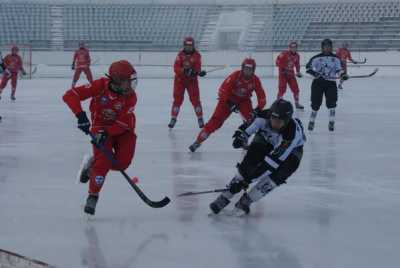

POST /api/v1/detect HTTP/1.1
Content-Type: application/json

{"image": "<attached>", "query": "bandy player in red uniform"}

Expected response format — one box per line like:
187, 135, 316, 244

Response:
189, 58, 266, 152
0, 46, 26, 101
71, 42, 93, 88
276, 41, 304, 109
336, 42, 356, 89
63, 60, 137, 215
168, 37, 206, 129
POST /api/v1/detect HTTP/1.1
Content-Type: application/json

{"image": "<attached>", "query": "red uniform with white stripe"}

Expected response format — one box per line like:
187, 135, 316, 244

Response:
171, 49, 203, 118
276, 50, 301, 102
196, 70, 266, 143
63, 77, 137, 194
0, 54, 24, 97
72, 47, 93, 86
336, 47, 353, 73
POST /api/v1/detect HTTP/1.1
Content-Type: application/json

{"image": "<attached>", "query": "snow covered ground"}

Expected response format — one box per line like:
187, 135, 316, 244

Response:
0, 75, 399, 268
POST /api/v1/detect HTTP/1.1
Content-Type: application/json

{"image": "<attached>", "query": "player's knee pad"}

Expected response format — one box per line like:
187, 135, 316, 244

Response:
311, 103, 321, 111
248, 172, 277, 202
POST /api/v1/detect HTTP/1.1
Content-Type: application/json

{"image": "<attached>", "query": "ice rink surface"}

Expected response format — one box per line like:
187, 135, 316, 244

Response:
0, 75, 399, 268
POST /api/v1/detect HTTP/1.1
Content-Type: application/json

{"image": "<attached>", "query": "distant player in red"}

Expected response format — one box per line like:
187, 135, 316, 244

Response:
0, 46, 26, 101
71, 42, 93, 88
189, 58, 266, 152
336, 42, 356, 89
63, 60, 138, 215
168, 37, 206, 129
276, 41, 304, 109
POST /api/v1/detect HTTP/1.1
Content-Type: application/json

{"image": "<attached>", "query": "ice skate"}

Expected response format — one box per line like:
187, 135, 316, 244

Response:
329, 121, 335, 132
189, 141, 201, 152
168, 118, 177, 129
209, 194, 230, 214
84, 194, 98, 215
295, 102, 304, 110
198, 117, 204, 128
308, 121, 314, 131
78, 155, 93, 183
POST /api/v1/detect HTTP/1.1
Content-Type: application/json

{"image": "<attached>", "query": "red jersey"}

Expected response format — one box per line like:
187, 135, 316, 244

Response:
174, 50, 201, 80
218, 70, 266, 109
275, 50, 300, 76
62, 77, 136, 136
336, 48, 353, 63
73, 48, 91, 69
3, 54, 24, 74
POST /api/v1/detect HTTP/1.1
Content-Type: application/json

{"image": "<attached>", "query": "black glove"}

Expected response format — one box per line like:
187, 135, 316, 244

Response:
184, 68, 195, 77
253, 108, 262, 117
76, 111, 91, 134
232, 130, 249, 149
227, 101, 239, 113
71, 63, 75, 70
198, 70, 207, 77
340, 73, 349, 81
92, 130, 108, 146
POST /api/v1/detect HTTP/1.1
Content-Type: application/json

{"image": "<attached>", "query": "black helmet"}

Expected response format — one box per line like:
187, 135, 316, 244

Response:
321, 38, 333, 49
270, 99, 293, 123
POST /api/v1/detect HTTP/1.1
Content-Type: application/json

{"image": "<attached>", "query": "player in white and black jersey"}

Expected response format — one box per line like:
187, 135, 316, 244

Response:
306, 39, 348, 131
209, 99, 305, 216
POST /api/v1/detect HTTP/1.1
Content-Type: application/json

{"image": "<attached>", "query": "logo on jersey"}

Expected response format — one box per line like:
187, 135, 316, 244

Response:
114, 102, 123, 111
100, 96, 109, 105
95, 176, 105, 186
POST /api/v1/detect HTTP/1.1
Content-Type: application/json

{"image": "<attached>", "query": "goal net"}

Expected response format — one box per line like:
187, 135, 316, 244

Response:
0, 44, 33, 79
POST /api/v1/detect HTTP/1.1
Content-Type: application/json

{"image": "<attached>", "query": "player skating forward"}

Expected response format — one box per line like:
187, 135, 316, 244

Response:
306, 39, 348, 132
71, 42, 93, 88
189, 58, 266, 152
168, 37, 206, 129
63, 60, 138, 215
209, 99, 305, 216
336, 42, 356, 89
0, 46, 26, 101
276, 41, 304, 109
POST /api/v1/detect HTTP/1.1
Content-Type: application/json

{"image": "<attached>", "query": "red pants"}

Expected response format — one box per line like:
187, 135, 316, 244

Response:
0, 73, 18, 96
89, 131, 137, 194
196, 99, 253, 143
171, 78, 203, 118
277, 74, 299, 102
73, 67, 93, 85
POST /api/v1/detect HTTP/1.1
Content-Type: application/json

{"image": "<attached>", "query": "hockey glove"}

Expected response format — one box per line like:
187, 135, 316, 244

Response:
232, 130, 249, 149
76, 111, 91, 134
340, 73, 349, 81
227, 101, 239, 113
296, 72, 303, 78
92, 130, 108, 146
198, 70, 207, 77
71, 63, 75, 70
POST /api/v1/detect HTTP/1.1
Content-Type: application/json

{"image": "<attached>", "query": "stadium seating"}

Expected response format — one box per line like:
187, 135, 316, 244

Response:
0, 1, 399, 51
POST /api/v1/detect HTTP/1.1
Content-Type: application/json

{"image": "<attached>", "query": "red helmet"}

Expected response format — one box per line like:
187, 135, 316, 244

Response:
183, 37, 195, 47
109, 60, 136, 81
11, 46, 19, 54
242, 58, 256, 71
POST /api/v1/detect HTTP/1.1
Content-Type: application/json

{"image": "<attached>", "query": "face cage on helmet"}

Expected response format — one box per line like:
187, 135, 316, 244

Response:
108, 75, 138, 94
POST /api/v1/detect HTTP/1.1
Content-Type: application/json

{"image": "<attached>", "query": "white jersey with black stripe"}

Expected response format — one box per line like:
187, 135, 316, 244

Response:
244, 116, 305, 164
306, 52, 342, 81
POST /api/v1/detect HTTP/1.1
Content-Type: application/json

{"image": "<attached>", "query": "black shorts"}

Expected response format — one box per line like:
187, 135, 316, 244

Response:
238, 135, 303, 186
310, 78, 338, 111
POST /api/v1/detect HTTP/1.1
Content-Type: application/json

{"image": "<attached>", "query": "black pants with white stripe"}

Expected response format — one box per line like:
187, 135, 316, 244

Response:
311, 78, 338, 111
238, 134, 303, 186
